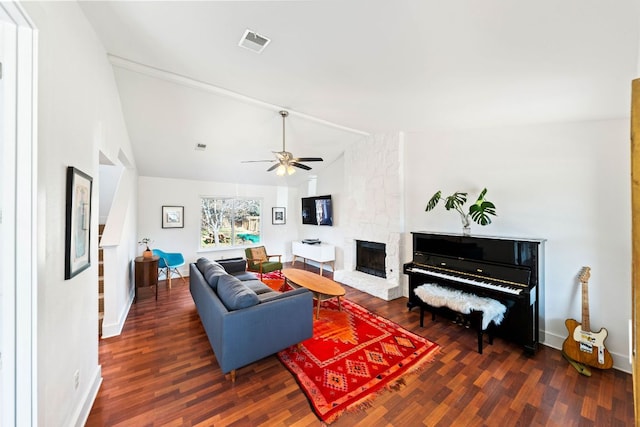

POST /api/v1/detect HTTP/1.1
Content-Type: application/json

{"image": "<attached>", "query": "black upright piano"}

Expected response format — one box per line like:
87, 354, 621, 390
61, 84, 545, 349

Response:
404, 232, 544, 354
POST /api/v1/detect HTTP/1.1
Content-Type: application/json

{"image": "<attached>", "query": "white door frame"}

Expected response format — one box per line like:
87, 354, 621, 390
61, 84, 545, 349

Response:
0, 2, 37, 425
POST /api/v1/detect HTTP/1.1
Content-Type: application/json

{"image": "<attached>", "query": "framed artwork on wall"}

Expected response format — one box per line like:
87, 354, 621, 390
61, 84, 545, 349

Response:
272, 207, 286, 225
65, 166, 93, 279
162, 205, 184, 228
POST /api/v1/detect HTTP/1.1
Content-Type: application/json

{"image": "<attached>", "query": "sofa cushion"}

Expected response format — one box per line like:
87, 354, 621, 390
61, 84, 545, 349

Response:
232, 271, 260, 282
217, 275, 259, 310
196, 257, 210, 270
196, 257, 221, 274
205, 269, 228, 291
243, 279, 275, 295
258, 291, 291, 303
196, 258, 226, 290
215, 257, 247, 275
249, 246, 267, 262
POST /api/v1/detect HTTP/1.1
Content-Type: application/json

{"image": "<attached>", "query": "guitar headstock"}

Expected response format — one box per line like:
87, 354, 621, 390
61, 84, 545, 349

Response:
579, 266, 591, 283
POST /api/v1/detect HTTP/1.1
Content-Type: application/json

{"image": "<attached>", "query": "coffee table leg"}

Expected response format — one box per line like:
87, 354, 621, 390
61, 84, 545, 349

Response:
315, 293, 320, 319
337, 296, 342, 311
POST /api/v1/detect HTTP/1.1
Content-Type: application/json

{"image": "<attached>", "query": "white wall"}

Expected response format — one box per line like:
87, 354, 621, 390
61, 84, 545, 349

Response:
98, 162, 123, 225
404, 118, 631, 371
296, 154, 347, 269
22, 1, 138, 425
100, 167, 138, 338
137, 176, 301, 269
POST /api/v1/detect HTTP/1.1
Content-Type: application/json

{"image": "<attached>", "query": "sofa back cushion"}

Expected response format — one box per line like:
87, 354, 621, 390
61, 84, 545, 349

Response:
215, 257, 247, 275
196, 257, 213, 272
196, 257, 227, 291
217, 274, 259, 310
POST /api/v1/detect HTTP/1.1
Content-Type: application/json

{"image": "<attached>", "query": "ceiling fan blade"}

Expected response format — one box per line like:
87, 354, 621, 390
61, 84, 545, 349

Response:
243, 112, 324, 174
293, 157, 323, 162
291, 162, 312, 170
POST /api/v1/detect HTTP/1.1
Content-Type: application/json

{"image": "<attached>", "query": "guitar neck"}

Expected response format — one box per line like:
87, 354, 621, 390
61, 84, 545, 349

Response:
580, 267, 591, 332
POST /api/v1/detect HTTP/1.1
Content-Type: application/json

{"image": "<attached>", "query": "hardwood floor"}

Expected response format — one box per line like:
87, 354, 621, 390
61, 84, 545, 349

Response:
87, 265, 634, 426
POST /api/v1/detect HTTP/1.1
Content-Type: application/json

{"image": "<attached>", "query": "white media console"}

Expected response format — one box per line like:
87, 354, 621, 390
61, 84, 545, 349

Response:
291, 241, 335, 275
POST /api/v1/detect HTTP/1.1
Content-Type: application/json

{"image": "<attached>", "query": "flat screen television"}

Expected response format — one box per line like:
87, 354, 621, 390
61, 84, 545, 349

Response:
301, 195, 333, 226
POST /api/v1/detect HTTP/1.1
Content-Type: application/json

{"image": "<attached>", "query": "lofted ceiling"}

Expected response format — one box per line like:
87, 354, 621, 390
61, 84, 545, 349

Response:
79, 1, 640, 186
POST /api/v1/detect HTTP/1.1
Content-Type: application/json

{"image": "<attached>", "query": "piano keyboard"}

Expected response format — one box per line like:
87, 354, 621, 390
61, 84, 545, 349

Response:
407, 267, 524, 296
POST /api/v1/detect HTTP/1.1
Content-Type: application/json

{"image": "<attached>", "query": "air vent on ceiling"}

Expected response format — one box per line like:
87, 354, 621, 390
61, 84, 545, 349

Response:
238, 29, 271, 53
195, 143, 207, 151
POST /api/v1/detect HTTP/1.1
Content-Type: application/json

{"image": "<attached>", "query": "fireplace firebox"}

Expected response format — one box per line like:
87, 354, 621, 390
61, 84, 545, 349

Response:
356, 240, 386, 278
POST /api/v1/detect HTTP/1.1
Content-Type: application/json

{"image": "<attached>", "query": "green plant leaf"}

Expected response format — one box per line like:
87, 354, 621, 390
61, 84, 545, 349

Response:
425, 191, 442, 211
444, 192, 467, 211
475, 188, 488, 204
426, 188, 496, 226
469, 200, 496, 225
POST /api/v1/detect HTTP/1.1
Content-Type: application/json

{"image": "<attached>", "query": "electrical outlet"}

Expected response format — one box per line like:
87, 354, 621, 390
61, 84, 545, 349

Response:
74, 370, 80, 390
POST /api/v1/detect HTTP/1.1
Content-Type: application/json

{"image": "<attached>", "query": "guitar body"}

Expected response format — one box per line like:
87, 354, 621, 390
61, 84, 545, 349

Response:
562, 267, 613, 370
562, 319, 613, 369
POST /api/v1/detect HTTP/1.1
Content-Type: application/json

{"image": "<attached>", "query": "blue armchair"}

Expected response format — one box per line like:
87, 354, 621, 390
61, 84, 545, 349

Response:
152, 249, 186, 288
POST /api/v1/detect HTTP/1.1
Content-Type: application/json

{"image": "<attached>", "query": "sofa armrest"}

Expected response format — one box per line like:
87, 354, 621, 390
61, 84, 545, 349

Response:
219, 289, 313, 373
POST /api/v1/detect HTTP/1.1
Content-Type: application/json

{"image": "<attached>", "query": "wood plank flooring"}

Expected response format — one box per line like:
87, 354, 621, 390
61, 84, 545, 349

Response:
87, 265, 634, 426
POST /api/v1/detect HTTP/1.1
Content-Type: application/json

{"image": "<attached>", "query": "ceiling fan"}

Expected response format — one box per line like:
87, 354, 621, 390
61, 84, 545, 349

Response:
241, 110, 323, 176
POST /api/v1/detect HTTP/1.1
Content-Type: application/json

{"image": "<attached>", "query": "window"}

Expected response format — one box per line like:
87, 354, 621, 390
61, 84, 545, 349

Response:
201, 197, 262, 248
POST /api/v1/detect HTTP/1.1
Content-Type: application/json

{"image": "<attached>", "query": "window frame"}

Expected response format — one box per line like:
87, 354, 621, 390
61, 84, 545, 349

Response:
199, 196, 263, 250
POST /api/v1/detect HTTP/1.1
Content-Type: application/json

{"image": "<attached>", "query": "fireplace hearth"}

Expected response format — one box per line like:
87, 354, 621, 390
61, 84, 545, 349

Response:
356, 240, 386, 278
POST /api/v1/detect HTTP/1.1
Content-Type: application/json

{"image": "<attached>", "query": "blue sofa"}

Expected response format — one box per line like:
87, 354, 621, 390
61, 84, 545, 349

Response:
189, 257, 313, 381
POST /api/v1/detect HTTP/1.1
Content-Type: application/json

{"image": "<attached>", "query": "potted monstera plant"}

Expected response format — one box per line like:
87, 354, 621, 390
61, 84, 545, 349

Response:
425, 188, 497, 235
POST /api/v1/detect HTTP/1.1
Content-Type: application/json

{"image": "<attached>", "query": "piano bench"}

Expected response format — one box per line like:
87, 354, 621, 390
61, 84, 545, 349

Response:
414, 283, 507, 354
419, 304, 494, 354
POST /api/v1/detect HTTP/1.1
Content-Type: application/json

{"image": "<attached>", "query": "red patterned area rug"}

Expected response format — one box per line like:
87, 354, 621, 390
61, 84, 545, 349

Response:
278, 299, 440, 424
260, 271, 290, 292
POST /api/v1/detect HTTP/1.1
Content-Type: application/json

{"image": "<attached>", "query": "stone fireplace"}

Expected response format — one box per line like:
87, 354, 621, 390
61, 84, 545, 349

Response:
334, 233, 402, 301
332, 132, 404, 301
356, 240, 386, 278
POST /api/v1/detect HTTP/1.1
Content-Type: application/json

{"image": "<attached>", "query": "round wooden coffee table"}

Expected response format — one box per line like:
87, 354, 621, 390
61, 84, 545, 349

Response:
282, 268, 346, 319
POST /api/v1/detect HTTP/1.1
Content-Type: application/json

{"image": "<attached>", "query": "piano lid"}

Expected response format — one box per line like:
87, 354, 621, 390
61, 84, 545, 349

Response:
412, 231, 546, 244
411, 231, 543, 270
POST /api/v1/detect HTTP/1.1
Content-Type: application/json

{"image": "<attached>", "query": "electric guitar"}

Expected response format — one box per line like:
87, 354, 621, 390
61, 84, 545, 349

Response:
562, 267, 613, 369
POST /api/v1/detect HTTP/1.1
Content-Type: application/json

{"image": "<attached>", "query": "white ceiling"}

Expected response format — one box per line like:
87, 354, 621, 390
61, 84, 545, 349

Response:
79, 1, 640, 186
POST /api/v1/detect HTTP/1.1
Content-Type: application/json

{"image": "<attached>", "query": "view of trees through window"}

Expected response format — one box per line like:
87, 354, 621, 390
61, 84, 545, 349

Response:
201, 197, 261, 248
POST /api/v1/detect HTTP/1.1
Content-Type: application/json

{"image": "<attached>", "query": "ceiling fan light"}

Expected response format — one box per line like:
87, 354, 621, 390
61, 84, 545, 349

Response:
276, 164, 286, 176
287, 165, 296, 175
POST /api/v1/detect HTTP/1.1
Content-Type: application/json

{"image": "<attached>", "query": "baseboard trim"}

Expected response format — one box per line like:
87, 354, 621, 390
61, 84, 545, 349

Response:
71, 365, 102, 427
101, 289, 134, 338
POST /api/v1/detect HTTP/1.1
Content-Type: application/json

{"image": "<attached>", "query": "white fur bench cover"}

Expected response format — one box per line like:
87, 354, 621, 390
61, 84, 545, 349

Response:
414, 283, 507, 330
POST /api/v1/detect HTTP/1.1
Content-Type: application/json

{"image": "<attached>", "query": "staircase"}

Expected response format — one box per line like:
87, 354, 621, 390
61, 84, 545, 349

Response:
98, 224, 105, 337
